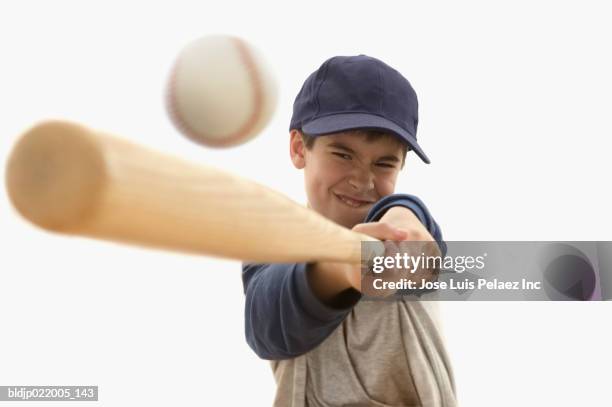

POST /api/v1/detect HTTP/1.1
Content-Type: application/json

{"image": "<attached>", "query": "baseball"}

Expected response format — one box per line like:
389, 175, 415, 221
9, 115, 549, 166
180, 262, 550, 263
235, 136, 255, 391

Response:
165, 35, 278, 148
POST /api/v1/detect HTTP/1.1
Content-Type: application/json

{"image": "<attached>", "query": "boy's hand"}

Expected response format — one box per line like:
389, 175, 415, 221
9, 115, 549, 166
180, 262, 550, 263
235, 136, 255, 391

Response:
377, 206, 435, 242
353, 207, 442, 296
347, 222, 409, 292
307, 207, 441, 305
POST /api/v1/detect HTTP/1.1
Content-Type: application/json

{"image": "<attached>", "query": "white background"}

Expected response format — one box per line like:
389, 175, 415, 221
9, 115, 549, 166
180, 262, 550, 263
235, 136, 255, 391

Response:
1, 1, 611, 405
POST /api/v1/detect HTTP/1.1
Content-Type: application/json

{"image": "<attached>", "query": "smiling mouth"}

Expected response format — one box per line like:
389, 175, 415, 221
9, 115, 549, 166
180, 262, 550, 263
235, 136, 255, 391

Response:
334, 193, 374, 208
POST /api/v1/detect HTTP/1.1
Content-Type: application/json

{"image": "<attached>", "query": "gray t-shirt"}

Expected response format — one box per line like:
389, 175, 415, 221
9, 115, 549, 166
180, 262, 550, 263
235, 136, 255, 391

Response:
270, 299, 457, 406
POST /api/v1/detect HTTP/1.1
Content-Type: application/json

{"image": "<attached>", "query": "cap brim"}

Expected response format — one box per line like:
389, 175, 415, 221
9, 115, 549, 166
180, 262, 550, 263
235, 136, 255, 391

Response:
301, 113, 430, 164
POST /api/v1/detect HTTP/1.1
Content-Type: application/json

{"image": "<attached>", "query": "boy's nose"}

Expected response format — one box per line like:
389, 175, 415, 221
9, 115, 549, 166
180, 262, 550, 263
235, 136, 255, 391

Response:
348, 167, 375, 191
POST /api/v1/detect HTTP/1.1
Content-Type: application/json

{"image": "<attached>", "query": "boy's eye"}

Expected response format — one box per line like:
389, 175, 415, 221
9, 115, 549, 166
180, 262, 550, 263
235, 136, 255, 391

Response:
376, 162, 396, 169
332, 152, 352, 160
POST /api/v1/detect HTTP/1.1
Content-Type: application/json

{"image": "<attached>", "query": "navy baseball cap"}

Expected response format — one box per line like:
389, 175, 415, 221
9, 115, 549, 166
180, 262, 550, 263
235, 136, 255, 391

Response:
290, 55, 430, 164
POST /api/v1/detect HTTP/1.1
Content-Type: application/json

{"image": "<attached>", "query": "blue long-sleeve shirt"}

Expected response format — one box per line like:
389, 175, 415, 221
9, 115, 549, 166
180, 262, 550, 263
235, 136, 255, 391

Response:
242, 194, 446, 360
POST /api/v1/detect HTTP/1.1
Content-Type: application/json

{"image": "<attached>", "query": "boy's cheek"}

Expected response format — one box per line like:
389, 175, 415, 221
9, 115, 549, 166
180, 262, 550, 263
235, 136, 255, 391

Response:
375, 177, 398, 197
320, 158, 349, 178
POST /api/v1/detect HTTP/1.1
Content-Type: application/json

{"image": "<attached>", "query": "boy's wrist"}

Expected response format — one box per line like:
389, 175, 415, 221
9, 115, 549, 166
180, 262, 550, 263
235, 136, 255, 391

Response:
307, 261, 361, 302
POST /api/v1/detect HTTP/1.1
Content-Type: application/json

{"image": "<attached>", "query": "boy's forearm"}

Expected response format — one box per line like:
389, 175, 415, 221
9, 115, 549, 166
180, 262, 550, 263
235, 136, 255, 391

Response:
306, 261, 359, 306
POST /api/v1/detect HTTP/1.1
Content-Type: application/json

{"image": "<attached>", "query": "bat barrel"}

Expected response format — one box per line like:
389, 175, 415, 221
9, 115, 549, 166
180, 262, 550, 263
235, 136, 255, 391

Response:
6, 121, 107, 232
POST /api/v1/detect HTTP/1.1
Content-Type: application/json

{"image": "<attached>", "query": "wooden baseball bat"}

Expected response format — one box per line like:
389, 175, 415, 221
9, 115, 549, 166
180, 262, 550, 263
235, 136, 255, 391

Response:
6, 120, 378, 263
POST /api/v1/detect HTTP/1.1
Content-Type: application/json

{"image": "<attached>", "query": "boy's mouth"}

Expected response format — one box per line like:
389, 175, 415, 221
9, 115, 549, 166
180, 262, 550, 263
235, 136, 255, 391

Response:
334, 193, 374, 208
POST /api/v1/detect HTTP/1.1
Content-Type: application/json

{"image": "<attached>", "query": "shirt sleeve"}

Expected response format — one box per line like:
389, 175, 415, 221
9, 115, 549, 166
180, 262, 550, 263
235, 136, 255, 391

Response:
242, 193, 446, 360
242, 262, 357, 360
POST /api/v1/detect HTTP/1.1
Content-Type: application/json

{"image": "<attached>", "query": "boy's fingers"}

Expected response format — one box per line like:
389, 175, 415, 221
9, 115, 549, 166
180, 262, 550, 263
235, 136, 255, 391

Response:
353, 222, 409, 241
393, 228, 410, 240
373, 223, 409, 240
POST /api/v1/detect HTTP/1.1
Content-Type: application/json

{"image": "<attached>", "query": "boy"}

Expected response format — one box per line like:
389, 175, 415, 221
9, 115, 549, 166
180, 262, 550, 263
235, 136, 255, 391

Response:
243, 55, 457, 406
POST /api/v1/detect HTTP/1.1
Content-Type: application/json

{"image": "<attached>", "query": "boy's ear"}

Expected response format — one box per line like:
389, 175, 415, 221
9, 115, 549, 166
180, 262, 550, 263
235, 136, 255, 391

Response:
289, 129, 306, 169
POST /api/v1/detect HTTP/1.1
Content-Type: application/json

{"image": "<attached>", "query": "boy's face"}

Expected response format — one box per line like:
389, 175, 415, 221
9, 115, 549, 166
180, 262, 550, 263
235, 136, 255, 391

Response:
290, 130, 404, 228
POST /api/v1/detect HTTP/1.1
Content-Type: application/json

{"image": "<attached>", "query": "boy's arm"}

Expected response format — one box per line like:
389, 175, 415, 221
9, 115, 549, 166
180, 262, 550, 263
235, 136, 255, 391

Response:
308, 194, 447, 299
242, 262, 357, 360
242, 194, 445, 360
306, 222, 408, 301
